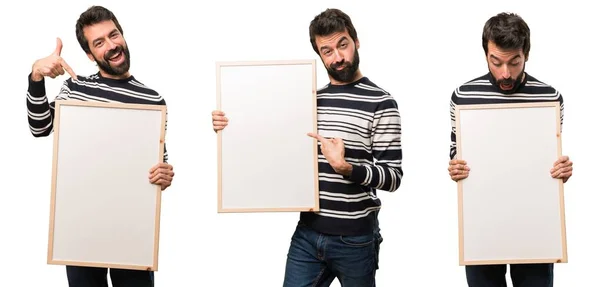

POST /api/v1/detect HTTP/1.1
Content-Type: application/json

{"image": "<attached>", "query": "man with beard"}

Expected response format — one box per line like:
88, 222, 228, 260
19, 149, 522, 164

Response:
25, 5, 174, 287
447, 12, 573, 287
212, 8, 402, 286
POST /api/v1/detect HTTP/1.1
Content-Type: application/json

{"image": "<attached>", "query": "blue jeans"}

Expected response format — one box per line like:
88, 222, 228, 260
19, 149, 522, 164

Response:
66, 266, 154, 287
466, 263, 553, 287
283, 221, 382, 287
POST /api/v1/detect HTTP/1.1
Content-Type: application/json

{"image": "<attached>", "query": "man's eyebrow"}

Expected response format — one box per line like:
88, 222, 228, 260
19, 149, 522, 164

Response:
319, 36, 349, 52
490, 54, 521, 62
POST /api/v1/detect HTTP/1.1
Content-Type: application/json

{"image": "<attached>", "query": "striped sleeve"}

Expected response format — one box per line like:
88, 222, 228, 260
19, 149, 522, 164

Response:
26, 74, 70, 137
449, 91, 458, 159
559, 93, 564, 133
347, 97, 403, 192
163, 107, 169, 163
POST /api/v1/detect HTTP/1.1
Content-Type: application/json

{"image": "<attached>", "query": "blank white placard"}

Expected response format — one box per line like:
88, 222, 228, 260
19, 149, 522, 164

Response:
455, 101, 567, 265
216, 60, 319, 212
48, 100, 166, 271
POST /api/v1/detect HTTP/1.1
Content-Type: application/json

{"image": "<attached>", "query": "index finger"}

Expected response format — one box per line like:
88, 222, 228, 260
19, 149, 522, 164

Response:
307, 132, 327, 142
59, 58, 77, 80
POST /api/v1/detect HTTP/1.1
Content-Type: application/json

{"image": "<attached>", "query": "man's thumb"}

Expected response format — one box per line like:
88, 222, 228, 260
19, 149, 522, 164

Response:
54, 37, 63, 56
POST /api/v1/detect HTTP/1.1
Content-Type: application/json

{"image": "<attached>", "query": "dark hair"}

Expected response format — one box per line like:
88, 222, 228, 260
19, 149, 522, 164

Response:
75, 6, 124, 54
309, 8, 358, 54
482, 12, 530, 59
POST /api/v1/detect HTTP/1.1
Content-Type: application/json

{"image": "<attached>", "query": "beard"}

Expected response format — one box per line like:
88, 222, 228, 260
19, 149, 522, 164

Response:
326, 49, 360, 83
94, 44, 131, 76
490, 64, 526, 94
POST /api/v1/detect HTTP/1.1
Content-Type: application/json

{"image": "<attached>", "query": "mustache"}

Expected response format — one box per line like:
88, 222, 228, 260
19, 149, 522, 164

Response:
330, 61, 349, 70
104, 46, 123, 61
498, 78, 515, 85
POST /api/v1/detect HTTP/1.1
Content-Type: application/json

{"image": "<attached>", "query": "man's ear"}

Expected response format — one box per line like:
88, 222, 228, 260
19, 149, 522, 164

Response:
355, 38, 360, 49
86, 53, 94, 62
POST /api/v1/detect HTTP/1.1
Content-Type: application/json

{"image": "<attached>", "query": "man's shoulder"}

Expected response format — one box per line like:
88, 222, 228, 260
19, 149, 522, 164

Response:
451, 73, 492, 101
454, 73, 490, 91
523, 74, 561, 95
359, 77, 391, 95
127, 76, 161, 96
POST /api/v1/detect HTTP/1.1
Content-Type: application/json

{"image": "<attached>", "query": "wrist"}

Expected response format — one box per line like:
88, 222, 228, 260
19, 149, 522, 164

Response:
332, 160, 352, 176
30, 71, 43, 82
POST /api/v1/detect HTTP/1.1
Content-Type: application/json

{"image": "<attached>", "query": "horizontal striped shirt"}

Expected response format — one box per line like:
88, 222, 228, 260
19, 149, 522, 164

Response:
449, 72, 563, 160
26, 72, 168, 162
301, 77, 403, 236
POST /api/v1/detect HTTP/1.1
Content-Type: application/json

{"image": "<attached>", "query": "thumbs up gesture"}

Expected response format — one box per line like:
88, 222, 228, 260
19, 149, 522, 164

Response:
31, 37, 77, 82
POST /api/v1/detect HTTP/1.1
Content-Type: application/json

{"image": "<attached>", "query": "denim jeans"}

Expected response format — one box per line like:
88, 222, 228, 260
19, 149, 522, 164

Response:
466, 263, 553, 287
283, 221, 382, 287
66, 266, 154, 287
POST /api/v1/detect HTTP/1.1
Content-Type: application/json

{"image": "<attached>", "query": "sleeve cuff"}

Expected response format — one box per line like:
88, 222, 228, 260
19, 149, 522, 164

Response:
28, 72, 46, 98
346, 164, 368, 185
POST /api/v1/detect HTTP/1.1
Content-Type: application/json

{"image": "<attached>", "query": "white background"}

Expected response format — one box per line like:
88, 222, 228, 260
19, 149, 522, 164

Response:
1, 0, 597, 286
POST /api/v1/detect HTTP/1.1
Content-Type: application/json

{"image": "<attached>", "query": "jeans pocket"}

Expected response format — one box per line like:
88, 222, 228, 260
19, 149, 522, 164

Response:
374, 230, 383, 245
374, 232, 382, 270
339, 233, 375, 247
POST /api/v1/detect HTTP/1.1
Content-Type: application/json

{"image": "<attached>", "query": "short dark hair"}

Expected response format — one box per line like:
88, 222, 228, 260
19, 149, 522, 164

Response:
309, 8, 358, 54
75, 6, 124, 54
482, 12, 530, 59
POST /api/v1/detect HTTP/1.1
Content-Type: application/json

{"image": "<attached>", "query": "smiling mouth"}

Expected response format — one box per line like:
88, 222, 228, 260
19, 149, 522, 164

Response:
108, 50, 123, 63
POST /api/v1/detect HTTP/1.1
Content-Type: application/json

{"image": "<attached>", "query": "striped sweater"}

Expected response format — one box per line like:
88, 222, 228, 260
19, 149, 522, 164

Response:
26, 72, 168, 162
450, 72, 564, 160
300, 77, 403, 236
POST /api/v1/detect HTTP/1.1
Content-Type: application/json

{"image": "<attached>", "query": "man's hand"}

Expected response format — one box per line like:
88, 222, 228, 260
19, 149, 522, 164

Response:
31, 37, 77, 82
551, 155, 573, 183
448, 159, 470, 182
307, 132, 352, 176
149, 163, 175, 191
212, 110, 228, 133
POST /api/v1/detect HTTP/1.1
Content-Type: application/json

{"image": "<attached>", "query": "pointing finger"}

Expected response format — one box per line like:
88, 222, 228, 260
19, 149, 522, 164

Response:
59, 58, 77, 80
307, 132, 326, 142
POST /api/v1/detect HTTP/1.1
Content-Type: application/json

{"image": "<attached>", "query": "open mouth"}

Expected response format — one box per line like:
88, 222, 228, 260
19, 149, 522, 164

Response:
500, 82, 513, 90
107, 49, 124, 64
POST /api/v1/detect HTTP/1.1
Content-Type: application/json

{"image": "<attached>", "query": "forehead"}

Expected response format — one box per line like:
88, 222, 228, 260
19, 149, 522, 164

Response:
487, 41, 523, 60
315, 29, 351, 48
83, 20, 118, 42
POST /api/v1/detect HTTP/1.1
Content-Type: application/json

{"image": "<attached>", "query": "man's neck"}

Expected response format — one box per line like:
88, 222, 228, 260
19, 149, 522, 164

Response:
99, 70, 131, 80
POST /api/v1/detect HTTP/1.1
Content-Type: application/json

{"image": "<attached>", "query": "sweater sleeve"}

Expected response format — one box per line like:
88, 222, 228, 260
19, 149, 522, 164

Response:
558, 92, 564, 133
162, 105, 169, 163
449, 91, 458, 160
345, 97, 403, 192
26, 73, 71, 137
